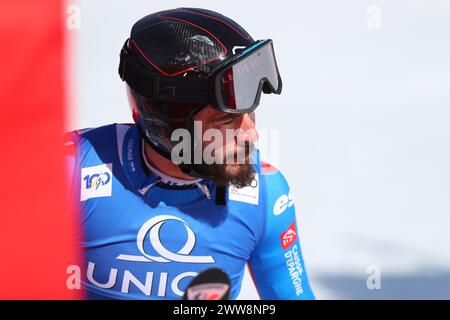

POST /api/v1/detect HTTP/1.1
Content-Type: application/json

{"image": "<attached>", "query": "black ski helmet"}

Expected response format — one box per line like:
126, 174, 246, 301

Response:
120, 8, 256, 161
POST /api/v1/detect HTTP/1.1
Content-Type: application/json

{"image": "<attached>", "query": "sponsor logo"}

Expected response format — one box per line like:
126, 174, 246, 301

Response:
116, 215, 215, 264
228, 174, 259, 205
80, 164, 113, 201
86, 261, 197, 297
280, 220, 304, 296
236, 54, 263, 77
126, 138, 136, 173
280, 220, 297, 250
85, 215, 216, 297
273, 191, 294, 216
284, 245, 304, 296
186, 283, 230, 300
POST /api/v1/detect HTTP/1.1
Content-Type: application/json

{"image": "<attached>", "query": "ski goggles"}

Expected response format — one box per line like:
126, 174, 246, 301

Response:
119, 39, 282, 113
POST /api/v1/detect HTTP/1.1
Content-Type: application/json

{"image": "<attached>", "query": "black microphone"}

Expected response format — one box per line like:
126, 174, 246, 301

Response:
182, 268, 231, 300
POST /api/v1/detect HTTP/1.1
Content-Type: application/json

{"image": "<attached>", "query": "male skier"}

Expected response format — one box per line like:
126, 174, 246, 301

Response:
65, 8, 315, 300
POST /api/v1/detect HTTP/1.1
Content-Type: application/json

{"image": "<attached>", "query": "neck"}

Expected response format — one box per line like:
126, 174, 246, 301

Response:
143, 142, 197, 181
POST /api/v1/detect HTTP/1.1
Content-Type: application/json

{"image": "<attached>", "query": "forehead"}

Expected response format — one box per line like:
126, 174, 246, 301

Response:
194, 105, 227, 121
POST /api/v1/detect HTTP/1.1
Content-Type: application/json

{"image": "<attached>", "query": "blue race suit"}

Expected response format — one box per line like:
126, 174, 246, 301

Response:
65, 123, 315, 300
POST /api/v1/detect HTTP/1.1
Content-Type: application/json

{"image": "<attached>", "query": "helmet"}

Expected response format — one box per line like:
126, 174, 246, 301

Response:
119, 8, 282, 171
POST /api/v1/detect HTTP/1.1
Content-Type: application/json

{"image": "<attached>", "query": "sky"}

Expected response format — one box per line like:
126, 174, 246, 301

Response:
71, 0, 450, 299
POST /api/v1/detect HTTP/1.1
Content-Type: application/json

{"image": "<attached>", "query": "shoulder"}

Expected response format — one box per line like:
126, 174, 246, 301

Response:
66, 123, 133, 141
259, 161, 294, 216
63, 123, 133, 155
260, 161, 291, 193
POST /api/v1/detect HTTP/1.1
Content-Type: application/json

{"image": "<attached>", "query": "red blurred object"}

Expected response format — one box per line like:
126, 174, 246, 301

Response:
0, 1, 82, 299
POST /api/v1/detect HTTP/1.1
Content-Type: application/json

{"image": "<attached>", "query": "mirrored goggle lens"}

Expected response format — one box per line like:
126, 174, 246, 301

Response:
219, 41, 280, 111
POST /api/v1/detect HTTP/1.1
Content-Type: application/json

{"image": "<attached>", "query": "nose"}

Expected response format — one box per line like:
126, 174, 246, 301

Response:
237, 113, 258, 143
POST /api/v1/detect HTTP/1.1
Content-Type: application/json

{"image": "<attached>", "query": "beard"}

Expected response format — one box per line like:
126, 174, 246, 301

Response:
189, 142, 256, 188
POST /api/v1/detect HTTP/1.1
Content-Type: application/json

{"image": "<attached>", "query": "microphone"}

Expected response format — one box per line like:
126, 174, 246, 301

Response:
182, 268, 231, 300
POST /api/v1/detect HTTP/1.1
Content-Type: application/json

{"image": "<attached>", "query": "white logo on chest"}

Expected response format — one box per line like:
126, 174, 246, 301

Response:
116, 215, 215, 264
228, 173, 259, 205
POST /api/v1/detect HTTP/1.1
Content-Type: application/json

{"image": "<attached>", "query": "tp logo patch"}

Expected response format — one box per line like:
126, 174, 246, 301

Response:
80, 163, 113, 201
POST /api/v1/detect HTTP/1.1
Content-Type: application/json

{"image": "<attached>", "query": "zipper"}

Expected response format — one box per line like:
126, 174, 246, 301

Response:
138, 180, 211, 200
137, 181, 158, 196
197, 182, 211, 200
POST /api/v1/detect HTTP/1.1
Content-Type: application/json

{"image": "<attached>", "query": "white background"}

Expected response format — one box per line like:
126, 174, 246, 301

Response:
69, 0, 450, 299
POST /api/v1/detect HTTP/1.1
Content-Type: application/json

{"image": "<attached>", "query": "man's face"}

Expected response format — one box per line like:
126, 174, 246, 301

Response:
189, 105, 259, 187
